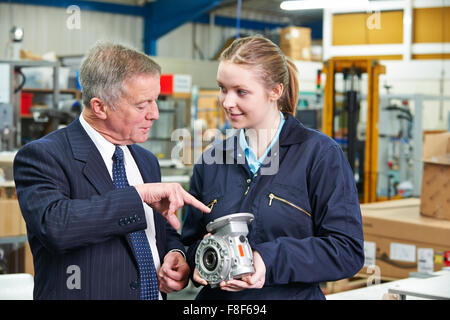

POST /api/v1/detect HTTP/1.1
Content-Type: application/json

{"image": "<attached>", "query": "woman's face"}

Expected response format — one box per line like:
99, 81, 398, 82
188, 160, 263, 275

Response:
217, 61, 280, 131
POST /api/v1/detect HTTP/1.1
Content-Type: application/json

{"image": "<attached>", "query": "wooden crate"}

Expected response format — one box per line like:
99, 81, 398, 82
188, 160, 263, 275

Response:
0, 199, 26, 237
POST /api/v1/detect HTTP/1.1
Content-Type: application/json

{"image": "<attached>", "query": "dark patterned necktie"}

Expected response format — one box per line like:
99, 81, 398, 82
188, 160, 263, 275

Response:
112, 146, 159, 300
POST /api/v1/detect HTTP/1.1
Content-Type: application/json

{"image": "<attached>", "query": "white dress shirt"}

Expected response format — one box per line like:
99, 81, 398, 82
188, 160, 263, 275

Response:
79, 114, 162, 299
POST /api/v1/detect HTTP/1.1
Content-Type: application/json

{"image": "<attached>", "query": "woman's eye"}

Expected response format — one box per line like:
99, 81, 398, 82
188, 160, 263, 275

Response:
238, 89, 247, 96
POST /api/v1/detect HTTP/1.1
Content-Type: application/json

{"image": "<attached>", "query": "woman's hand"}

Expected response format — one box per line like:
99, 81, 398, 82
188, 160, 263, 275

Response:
192, 233, 212, 286
193, 266, 209, 286
219, 250, 266, 292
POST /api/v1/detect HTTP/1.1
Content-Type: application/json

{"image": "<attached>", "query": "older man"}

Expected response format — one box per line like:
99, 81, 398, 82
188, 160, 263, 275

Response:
13, 42, 210, 300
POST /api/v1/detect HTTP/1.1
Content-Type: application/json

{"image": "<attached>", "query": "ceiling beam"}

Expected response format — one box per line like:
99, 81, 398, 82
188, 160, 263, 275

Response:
144, 0, 224, 55
0, 0, 143, 16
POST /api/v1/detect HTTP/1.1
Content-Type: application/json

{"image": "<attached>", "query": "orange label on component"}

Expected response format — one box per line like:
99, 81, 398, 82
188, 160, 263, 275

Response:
238, 244, 245, 257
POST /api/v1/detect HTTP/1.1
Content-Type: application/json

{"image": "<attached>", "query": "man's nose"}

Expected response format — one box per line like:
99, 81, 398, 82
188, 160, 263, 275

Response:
146, 103, 159, 120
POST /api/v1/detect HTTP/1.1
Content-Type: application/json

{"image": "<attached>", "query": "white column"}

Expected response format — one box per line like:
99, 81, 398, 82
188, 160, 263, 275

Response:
322, 8, 333, 60
403, 0, 413, 61
209, 12, 215, 60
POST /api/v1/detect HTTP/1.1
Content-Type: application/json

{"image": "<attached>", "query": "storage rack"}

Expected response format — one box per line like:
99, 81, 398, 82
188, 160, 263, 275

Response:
0, 60, 59, 149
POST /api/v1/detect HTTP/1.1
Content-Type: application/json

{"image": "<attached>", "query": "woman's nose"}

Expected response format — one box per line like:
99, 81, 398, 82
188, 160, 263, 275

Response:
221, 93, 236, 109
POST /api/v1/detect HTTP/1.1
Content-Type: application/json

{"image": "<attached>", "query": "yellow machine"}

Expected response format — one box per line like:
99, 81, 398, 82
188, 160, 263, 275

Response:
322, 58, 386, 204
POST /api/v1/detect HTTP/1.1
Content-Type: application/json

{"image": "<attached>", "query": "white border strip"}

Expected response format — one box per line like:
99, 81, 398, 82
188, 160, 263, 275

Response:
414, 0, 450, 8
328, 43, 450, 57
329, 44, 404, 57
412, 43, 450, 54
328, 1, 405, 14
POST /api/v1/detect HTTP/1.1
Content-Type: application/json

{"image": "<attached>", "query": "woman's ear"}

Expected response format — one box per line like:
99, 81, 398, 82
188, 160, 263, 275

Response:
269, 83, 284, 102
90, 97, 108, 120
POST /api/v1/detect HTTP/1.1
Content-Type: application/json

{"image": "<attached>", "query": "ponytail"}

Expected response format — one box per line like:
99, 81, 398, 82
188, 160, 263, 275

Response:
279, 59, 299, 116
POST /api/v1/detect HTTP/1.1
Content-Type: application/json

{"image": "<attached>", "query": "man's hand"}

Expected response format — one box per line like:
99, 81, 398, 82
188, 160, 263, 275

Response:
219, 250, 266, 292
135, 183, 211, 230
158, 251, 190, 293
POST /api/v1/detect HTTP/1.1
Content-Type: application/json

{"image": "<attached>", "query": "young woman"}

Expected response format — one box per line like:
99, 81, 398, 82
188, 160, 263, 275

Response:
181, 35, 364, 300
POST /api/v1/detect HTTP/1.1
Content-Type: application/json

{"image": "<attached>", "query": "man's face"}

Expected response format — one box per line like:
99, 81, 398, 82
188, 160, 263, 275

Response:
104, 74, 160, 145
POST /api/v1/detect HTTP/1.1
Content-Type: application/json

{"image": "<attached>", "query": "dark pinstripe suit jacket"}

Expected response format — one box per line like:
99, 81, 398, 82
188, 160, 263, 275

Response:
13, 118, 185, 300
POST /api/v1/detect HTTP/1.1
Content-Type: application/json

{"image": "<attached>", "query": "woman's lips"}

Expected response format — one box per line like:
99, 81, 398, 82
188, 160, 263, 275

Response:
229, 112, 244, 120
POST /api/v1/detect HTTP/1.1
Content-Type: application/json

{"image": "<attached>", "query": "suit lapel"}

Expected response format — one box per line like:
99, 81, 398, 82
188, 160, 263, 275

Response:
67, 118, 114, 195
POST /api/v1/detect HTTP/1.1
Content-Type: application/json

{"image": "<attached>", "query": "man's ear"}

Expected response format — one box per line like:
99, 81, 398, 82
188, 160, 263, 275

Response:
269, 83, 284, 102
90, 98, 108, 120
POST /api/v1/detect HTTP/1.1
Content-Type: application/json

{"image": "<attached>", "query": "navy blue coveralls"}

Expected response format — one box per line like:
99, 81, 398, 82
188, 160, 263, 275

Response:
181, 114, 364, 300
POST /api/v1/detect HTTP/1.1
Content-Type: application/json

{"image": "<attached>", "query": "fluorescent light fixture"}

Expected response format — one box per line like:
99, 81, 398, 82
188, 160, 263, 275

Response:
280, 0, 370, 10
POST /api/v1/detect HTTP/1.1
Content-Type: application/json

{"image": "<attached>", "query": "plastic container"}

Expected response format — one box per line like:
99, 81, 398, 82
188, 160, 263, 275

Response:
20, 92, 34, 115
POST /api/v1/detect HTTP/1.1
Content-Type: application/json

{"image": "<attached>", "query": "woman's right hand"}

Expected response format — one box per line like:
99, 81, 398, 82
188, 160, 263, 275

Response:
193, 267, 208, 286
193, 232, 212, 286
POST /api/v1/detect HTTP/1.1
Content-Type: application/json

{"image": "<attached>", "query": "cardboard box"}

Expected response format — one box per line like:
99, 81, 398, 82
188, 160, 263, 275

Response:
0, 199, 27, 237
332, 11, 403, 46
0, 152, 16, 199
279, 27, 312, 61
420, 132, 450, 220
359, 198, 450, 279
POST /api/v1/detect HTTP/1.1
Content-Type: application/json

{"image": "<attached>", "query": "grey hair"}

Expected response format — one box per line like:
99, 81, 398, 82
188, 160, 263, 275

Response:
79, 41, 161, 110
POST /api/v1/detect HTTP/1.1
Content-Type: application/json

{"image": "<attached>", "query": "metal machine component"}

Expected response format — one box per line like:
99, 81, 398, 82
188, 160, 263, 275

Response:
377, 93, 450, 198
195, 213, 254, 287
30, 99, 81, 127
0, 103, 14, 151
0, 60, 60, 149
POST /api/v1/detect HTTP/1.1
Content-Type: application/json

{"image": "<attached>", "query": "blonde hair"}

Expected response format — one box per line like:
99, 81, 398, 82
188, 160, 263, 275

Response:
220, 35, 299, 115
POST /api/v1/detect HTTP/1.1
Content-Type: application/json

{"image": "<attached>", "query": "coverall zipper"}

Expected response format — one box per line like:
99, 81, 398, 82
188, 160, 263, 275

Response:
268, 193, 311, 217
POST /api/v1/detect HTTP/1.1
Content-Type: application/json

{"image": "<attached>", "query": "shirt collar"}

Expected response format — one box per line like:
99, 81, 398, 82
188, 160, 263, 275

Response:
239, 110, 285, 164
79, 112, 117, 163
217, 113, 307, 154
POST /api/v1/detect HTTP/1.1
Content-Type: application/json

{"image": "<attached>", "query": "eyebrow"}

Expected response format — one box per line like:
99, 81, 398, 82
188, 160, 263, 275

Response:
134, 96, 158, 105
216, 81, 249, 90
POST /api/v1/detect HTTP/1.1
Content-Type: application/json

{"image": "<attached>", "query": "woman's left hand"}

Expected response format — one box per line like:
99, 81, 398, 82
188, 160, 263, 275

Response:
219, 250, 266, 292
